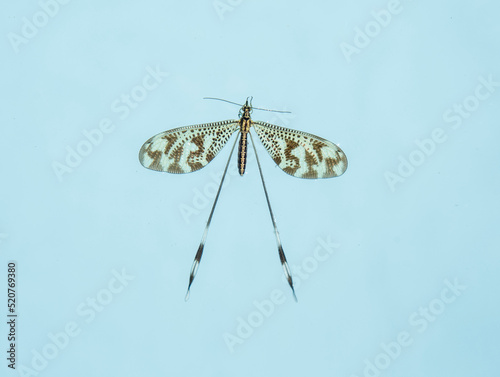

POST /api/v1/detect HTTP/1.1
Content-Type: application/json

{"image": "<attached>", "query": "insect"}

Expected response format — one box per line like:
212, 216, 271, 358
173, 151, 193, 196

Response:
139, 97, 348, 301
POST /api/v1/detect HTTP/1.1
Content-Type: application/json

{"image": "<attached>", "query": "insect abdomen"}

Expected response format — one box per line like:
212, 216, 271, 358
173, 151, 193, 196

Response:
238, 132, 248, 176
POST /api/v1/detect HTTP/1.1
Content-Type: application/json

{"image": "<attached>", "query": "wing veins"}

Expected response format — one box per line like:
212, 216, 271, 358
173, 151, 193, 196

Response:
252, 121, 348, 179
139, 120, 239, 173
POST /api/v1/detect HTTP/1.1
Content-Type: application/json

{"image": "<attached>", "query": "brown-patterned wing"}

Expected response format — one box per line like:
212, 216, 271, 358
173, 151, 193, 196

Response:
139, 120, 239, 173
252, 121, 348, 179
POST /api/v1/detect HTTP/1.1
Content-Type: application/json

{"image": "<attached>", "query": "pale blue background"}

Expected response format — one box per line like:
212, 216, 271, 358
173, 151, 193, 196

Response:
1, 1, 499, 376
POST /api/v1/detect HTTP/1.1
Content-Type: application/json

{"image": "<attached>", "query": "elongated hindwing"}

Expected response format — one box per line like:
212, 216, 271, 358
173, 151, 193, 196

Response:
139, 120, 239, 173
252, 121, 348, 179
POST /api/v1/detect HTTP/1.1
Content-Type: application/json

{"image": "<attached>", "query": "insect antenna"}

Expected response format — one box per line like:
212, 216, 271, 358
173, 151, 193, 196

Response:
251, 106, 291, 114
185, 135, 239, 301
203, 97, 292, 114
203, 97, 244, 107
249, 132, 298, 302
